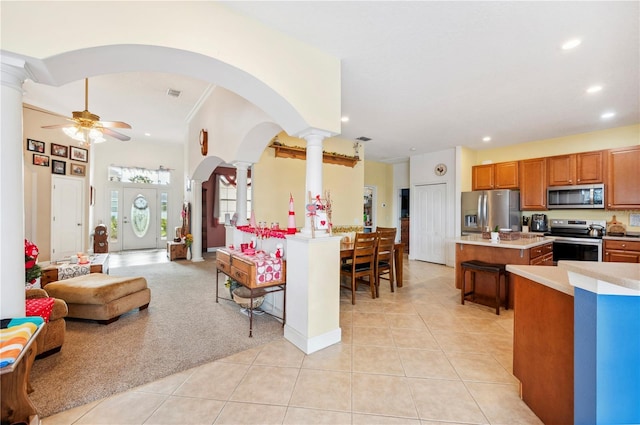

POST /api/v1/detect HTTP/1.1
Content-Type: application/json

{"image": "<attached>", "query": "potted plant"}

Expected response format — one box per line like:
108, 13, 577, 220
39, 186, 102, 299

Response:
491, 225, 500, 243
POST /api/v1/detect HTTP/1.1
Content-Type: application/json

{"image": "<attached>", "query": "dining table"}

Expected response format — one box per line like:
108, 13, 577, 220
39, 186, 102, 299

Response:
340, 242, 404, 287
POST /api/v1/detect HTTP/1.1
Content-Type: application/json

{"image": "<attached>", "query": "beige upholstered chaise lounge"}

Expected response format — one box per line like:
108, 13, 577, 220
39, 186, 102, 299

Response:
45, 273, 151, 324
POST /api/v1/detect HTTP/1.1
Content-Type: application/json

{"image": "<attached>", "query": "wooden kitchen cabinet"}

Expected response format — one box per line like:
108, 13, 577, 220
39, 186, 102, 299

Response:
606, 145, 640, 209
604, 239, 640, 263
472, 162, 519, 190
472, 164, 494, 190
529, 242, 554, 265
548, 151, 604, 186
519, 157, 547, 210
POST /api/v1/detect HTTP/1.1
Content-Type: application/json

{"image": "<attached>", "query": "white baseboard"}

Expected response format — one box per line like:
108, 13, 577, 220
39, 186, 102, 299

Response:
284, 325, 341, 355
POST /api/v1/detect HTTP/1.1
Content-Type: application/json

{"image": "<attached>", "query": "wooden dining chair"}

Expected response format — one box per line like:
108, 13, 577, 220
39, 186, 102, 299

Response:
375, 228, 397, 297
340, 232, 378, 304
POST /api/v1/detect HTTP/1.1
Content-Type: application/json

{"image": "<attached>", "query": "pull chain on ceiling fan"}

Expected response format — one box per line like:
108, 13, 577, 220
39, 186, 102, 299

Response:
42, 78, 132, 146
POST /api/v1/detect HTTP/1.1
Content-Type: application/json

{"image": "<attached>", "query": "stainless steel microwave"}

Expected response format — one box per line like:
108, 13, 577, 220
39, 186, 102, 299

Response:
547, 184, 605, 209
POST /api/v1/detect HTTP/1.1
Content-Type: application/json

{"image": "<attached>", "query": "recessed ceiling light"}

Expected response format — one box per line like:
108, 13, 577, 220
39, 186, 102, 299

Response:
562, 38, 582, 50
482, 136, 492, 142
341, 116, 349, 122
601, 111, 616, 119
409, 147, 417, 151
144, 132, 151, 137
586, 85, 603, 94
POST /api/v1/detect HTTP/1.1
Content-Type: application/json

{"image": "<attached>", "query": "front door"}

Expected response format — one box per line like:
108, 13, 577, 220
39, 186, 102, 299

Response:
122, 187, 158, 250
414, 183, 446, 264
51, 176, 84, 261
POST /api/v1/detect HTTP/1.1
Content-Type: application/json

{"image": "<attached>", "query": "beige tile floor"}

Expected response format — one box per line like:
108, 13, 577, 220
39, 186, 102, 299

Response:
43, 252, 542, 425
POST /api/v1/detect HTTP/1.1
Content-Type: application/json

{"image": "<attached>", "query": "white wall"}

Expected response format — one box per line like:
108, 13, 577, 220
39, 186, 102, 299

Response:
409, 148, 457, 267
92, 140, 185, 251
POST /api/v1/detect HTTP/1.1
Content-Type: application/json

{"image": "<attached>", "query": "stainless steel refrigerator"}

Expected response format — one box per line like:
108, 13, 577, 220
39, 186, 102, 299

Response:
461, 190, 521, 234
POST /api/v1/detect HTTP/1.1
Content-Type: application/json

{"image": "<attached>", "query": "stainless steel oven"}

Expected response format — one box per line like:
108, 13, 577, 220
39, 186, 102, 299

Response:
546, 218, 605, 262
551, 236, 602, 262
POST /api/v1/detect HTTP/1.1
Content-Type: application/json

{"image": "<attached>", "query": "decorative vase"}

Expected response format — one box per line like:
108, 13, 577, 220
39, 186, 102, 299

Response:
186, 247, 192, 260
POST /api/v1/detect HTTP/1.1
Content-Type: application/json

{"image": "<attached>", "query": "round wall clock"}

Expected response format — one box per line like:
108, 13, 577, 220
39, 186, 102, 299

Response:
434, 163, 447, 176
200, 129, 208, 156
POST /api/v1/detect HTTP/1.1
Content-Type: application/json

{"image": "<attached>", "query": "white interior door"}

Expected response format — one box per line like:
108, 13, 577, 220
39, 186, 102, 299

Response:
414, 183, 446, 264
51, 176, 84, 261
122, 187, 158, 250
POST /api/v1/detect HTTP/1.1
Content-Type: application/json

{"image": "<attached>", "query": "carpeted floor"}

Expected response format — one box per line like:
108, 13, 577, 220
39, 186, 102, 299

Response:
29, 256, 284, 418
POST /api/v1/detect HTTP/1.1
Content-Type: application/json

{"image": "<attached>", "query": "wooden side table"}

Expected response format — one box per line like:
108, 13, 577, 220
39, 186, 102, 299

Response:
1, 323, 42, 425
167, 241, 187, 260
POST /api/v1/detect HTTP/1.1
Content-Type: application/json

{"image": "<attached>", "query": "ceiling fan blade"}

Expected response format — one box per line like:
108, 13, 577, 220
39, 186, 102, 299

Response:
103, 128, 131, 141
100, 121, 132, 129
42, 122, 75, 129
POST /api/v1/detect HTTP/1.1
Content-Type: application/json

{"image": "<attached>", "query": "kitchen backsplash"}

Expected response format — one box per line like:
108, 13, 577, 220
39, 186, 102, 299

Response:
521, 210, 640, 231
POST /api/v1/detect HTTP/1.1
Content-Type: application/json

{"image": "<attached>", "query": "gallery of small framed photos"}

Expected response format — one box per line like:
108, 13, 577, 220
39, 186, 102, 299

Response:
26, 138, 87, 177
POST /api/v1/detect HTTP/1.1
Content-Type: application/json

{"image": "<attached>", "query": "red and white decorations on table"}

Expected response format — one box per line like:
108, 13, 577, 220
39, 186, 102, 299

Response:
25, 239, 42, 289
288, 193, 297, 234
305, 191, 333, 238
231, 249, 284, 286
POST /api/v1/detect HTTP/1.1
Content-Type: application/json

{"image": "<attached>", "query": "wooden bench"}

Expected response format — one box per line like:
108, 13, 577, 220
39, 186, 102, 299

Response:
460, 260, 508, 315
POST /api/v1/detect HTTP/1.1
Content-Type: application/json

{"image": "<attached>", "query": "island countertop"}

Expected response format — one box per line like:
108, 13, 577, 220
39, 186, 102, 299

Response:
455, 234, 552, 250
557, 260, 640, 293
506, 265, 573, 296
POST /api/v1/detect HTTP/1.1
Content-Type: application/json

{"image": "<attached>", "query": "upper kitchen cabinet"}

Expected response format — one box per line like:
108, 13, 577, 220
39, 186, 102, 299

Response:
606, 145, 640, 209
520, 157, 547, 210
472, 161, 519, 190
548, 151, 604, 186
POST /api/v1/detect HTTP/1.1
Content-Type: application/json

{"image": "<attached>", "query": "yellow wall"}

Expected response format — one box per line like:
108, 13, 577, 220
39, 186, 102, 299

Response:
252, 133, 365, 229
469, 124, 640, 231
475, 124, 639, 163
364, 160, 394, 228
459, 147, 476, 193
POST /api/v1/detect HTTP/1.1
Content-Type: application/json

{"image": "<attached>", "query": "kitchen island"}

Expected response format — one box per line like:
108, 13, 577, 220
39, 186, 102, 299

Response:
454, 234, 553, 308
506, 265, 573, 425
505, 262, 640, 425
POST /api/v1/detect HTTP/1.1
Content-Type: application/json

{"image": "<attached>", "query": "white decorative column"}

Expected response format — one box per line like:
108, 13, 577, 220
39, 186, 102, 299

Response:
1, 57, 29, 318
299, 130, 330, 236
235, 162, 250, 226
190, 179, 204, 262
284, 235, 342, 354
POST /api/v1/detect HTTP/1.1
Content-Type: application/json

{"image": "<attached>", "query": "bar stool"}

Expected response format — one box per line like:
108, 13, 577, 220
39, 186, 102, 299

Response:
460, 260, 509, 315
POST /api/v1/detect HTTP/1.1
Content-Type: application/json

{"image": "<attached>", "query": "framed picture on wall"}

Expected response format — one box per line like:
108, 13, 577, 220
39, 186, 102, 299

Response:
70, 146, 88, 162
51, 143, 68, 158
70, 163, 86, 177
33, 154, 50, 167
27, 138, 45, 153
52, 160, 66, 175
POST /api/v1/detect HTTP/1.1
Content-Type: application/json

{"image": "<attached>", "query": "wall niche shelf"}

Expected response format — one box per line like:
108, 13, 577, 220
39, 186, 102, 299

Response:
270, 143, 359, 168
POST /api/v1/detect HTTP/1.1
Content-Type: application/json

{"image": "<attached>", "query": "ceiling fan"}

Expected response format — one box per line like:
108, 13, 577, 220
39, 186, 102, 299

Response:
42, 78, 131, 145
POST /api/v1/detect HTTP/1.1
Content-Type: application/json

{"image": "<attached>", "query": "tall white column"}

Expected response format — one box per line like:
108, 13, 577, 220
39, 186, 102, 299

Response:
299, 130, 330, 236
1, 57, 29, 318
235, 162, 250, 226
190, 179, 204, 262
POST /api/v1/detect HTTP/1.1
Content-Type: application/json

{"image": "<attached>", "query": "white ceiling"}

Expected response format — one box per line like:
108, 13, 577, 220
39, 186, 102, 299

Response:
22, 1, 639, 163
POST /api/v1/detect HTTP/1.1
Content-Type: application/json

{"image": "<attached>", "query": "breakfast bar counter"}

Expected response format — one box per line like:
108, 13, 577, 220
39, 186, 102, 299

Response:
454, 235, 554, 308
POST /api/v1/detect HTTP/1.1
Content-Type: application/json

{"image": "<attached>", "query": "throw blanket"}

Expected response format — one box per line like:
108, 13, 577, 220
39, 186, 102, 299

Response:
26, 297, 55, 322
0, 317, 43, 369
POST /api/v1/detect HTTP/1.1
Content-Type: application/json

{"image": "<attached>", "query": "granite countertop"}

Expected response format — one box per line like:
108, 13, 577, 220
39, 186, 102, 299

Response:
505, 265, 573, 296
603, 233, 640, 241
456, 234, 551, 250
557, 260, 640, 293
506, 261, 640, 297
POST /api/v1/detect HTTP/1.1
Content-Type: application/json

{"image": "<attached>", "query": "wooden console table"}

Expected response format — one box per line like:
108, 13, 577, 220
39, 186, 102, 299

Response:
41, 254, 110, 286
215, 248, 286, 337
1, 322, 43, 425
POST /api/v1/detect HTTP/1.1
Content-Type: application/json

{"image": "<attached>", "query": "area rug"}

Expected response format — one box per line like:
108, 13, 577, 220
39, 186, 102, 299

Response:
29, 255, 284, 418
